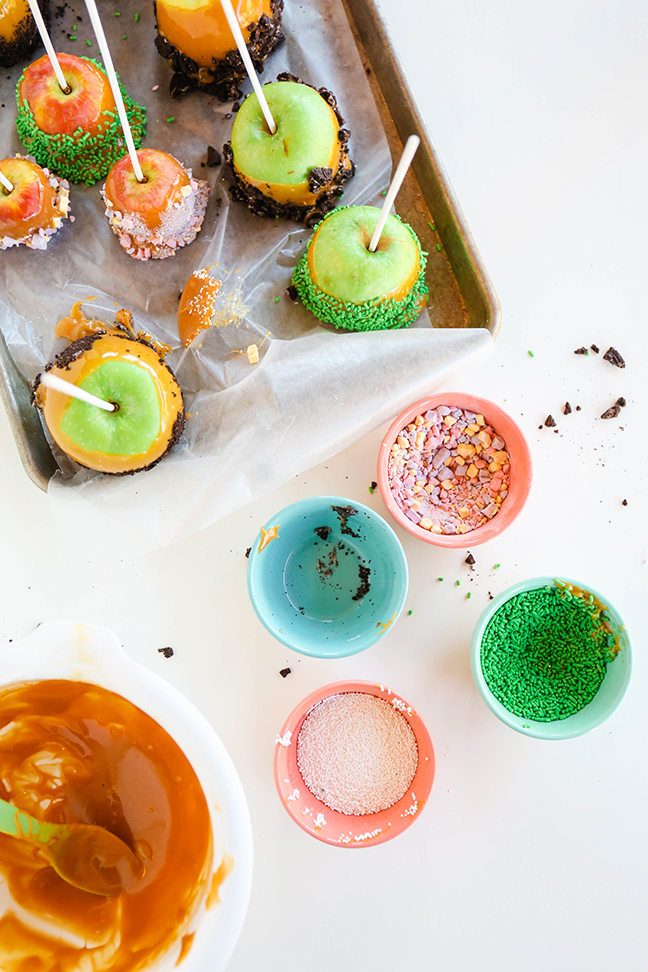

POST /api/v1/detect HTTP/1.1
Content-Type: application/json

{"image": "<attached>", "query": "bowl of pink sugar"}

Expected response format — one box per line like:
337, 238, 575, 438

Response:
274, 681, 435, 847
378, 393, 533, 546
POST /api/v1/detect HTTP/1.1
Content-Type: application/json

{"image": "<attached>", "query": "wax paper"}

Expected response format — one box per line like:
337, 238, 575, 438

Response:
0, 0, 493, 553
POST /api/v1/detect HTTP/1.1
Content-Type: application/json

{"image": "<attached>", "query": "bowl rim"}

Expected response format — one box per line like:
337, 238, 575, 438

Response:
0, 620, 254, 972
469, 576, 633, 739
377, 392, 533, 547
247, 495, 409, 658
273, 679, 435, 847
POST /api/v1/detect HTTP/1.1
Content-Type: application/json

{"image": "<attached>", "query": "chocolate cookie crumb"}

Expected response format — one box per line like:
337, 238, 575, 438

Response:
352, 564, 371, 601
158, 647, 174, 658
332, 505, 360, 537
286, 284, 298, 301
603, 346, 625, 368
616, 396, 627, 408
488, 592, 494, 600
622, 499, 628, 506
207, 145, 221, 167
465, 553, 476, 566
245, 547, 251, 558
563, 402, 572, 415
544, 415, 556, 427
591, 344, 600, 353
601, 403, 621, 419
576, 405, 581, 411
574, 347, 589, 355
314, 526, 331, 541
279, 667, 292, 678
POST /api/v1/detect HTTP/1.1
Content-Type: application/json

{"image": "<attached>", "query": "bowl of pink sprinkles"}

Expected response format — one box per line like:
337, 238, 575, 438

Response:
378, 393, 533, 547
274, 680, 435, 847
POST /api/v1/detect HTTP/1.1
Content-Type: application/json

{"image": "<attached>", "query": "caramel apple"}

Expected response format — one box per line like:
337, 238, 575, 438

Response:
102, 149, 209, 261
154, 0, 284, 100
0, 0, 49, 68
223, 73, 354, 225
16, 52, 146, 185
33, 306, 185, 475
0, 154, 69, 250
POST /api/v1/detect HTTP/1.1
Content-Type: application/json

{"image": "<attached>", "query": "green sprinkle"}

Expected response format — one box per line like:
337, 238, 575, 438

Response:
427, 221, 436, 230
69, 35, 77, 40
135, 12, 140, 21
436, 243, 441, 251
408, 609, 413, 616
381, 190, 387, 196
166, 117, 175, 123
115, 11, 121, 15
437, 577, 443, 582
123, 34, 127, 39
466, 592, 471, 600
493, 564, 501, 569
274, 296, 281, 303
480, 583, 622, 722
72, 24, 77, 31
86, 40, 92, 46
528, 350, 534, 357
368, 485, 374, 494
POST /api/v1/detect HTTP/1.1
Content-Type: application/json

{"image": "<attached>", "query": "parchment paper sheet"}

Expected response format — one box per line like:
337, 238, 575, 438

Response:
0, 0, 493, 553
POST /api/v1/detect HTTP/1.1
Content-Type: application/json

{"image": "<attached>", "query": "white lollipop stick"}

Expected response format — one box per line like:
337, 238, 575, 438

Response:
368, 135, 421, 253
218, 0, 276, 134
0, 171, 13, 193
83, 0, 145, 183
26, 0, 70, 93
39, 372, 116, 412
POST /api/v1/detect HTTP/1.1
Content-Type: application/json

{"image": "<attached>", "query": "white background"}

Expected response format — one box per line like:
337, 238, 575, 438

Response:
1, 1, 647, 970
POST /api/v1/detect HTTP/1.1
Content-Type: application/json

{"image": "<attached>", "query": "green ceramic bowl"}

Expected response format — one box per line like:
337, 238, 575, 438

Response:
470, 576, 632, 740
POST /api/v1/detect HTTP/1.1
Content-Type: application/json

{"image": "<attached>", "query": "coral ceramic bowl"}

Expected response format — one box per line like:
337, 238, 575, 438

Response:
0, 620, 253, 972
470, 576, 632, 740
247, 496, 408, 658
377, 393, 532, 547
274, 680, 435, 847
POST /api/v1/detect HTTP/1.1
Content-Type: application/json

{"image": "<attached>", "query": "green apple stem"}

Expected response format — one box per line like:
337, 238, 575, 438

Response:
0, 171, 13, 194
368, 134, 421, 253
39, 372, 116, 412
219, 0, 277, 134
26, 0, 71, 93
83, 0, 146, 182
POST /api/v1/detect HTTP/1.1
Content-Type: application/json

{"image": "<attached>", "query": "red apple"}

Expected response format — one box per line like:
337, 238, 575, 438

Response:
104, 149, 191, 231
0, 156, 58, 239
18, 53, 115, 137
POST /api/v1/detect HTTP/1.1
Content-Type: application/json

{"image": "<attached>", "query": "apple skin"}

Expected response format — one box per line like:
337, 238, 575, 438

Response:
156, 0, 273, 65
104, 149, 191, 231
18, 53, 115, 137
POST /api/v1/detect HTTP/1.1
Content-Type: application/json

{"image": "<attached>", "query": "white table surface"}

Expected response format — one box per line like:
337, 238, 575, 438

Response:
1, 1, 646, 970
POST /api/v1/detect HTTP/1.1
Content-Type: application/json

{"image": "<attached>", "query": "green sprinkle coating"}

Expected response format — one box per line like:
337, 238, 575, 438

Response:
16, 58, 146, 185
292, 207, 429, 332
481, 583, 622, 722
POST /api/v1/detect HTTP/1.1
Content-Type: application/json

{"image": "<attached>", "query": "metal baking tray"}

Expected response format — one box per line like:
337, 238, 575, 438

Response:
0, 0, 499, 493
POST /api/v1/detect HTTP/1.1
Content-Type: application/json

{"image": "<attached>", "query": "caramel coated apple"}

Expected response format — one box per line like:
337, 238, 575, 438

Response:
0, 155, 69, 250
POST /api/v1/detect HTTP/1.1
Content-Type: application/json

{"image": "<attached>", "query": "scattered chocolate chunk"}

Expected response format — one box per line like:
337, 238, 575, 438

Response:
158, 647, 174, 659
245, 547, 251, 558
286, 284, 298, 301
563, 402, 572, 415
308, 166, 334, 194
616, 396, 627, 407
368, 481, 378, 494
538, 425, 543, 430
622, 499, 628, 506
232, 101, 241, 112
488, 592, 494, 600
574, 347, 589, 355
465, 553, 476, 566
603, 346, 625, 368
576, 405, 581, 411
279, 667, 292, 678
544, 415, 556, 427
314, 525, 331, 541
332, 505, 360, 537
591, 344, 600, 353
352, 565, 371, 601
600, 403, 621, 419
207, 145, 221, 167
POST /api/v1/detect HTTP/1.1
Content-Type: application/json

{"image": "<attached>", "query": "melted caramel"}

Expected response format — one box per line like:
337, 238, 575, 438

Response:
0, 680, 213, 972
156, 0, 273, 66
0, 0, 30, 41
177, 269, 221, 346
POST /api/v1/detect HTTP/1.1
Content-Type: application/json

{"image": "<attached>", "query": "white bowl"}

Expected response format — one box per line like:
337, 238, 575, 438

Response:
0, 620, 253, 972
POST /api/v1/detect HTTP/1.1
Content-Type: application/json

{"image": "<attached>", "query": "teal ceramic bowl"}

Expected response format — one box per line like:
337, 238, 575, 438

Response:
247, 496, 408, 658
470, 576, 632, 740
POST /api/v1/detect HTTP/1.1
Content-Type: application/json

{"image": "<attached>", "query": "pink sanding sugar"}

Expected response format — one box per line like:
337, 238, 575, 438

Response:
296, 693, 418, 815
388, 405, 510, 535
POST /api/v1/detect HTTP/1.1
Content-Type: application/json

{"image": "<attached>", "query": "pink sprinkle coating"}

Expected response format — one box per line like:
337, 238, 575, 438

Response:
296, 693, 418, 816
388, 405, 510, 535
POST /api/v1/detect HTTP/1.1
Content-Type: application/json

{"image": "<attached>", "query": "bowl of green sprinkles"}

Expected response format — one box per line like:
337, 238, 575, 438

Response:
470, 577, 631, 739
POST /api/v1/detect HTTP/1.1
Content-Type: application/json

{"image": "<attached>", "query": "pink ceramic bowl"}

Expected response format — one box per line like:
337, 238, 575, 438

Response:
377, 393, 532, 548
274, 680, 435, 847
